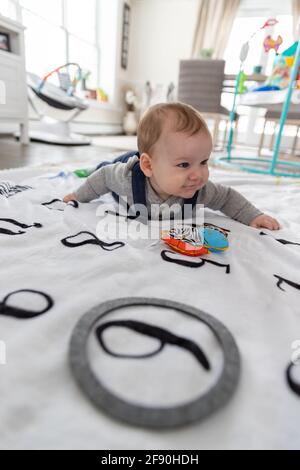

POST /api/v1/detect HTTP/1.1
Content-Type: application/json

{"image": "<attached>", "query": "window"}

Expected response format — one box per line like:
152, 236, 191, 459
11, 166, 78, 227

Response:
222, 0, 294, 145
224, 17, 267, 75
20, 0, 62, 25
68, 35, 98, 88
16, 0, 100, 88
66, 0, 96, 43
224, 1, 293, 75
265, 15, 294, 75
0, 0, 18, 20
22, 9, 66, 75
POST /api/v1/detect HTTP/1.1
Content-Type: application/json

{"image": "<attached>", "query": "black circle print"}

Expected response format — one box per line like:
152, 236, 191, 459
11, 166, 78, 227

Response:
286, 362, 300, 397
161, 249, 230, 273
42, 199, 79, 211
96, 320, 210, 370
69, 297, 240, 428
0, 217, 42, 236
61, 231, 125, 251
0, 289, 54, 319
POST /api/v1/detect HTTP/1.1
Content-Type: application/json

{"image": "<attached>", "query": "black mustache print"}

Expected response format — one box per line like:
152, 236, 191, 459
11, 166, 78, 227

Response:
0, 217, 42, 236
95, 319, 210, 370
61, 231, 125, 251
106, 210, 174, 222
260, 231, 300, 247
104, 210, 140, 220
274, 275, 300, 292
286, 362, 300, 397
201, 223, 230, 234
0, 289, 53, 319
42, 198, 79, 211
161, 250, 230, 274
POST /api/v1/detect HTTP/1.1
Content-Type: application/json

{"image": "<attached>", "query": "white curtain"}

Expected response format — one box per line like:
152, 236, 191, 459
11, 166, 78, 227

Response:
192, 0, 240, 59
292, 0, 300, 39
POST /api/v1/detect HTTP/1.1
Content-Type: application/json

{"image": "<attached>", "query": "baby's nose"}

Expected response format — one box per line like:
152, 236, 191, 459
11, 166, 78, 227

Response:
189, 169, 203, 181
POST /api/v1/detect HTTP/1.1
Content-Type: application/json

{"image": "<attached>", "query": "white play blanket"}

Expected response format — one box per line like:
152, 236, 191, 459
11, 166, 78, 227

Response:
0, 164, 299, 450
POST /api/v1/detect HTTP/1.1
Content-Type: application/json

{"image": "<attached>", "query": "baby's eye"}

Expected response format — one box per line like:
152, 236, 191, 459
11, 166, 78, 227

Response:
201, 159, 209, 166
177, 162, 190, 168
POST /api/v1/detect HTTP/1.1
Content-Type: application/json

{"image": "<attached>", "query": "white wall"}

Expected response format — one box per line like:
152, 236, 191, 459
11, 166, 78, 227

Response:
127, 0, 198, 90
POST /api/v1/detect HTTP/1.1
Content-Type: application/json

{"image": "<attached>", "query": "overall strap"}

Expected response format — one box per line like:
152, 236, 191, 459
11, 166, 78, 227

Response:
111, 159, 146, 216
113, 150, 140, 164
95, 150, 139, 172
181, 190, 199, 219
131, 160, 147, 206
104, 151, 140, 205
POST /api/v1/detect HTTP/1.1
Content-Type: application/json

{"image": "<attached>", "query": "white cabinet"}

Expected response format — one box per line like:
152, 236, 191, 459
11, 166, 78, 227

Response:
0, 15, 28, 144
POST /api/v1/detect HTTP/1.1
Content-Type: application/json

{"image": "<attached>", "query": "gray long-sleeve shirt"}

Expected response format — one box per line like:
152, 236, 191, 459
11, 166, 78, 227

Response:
74, 155, 262, 225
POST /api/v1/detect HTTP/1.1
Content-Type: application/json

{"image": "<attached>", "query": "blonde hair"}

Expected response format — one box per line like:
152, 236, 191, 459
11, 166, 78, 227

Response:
137, 102, 211, 155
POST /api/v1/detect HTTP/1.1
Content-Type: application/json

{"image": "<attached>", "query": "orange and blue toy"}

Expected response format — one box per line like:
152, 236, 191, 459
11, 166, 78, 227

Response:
161, 223, 229, 257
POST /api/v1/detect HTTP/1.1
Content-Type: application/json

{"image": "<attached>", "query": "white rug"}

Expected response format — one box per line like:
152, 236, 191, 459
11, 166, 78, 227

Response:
0, 164, 300, 450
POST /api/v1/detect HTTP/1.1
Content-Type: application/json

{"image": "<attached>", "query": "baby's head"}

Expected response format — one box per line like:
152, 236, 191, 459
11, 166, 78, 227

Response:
137, 102, 212, 200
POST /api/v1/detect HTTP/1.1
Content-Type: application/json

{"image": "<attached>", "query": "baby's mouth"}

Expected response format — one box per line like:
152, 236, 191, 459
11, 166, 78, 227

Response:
183, 184, 200, 189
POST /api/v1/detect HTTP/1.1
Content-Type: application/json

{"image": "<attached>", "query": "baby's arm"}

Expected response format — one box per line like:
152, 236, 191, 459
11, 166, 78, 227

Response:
63, 167, 109, 203
200, 181, 280, 230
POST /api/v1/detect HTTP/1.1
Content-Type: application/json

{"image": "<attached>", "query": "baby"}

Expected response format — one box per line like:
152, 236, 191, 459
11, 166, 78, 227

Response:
64, 102, 280, 230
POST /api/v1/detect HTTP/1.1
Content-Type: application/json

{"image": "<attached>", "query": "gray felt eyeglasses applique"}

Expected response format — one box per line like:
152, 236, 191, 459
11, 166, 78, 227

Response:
69, 297, 240, 428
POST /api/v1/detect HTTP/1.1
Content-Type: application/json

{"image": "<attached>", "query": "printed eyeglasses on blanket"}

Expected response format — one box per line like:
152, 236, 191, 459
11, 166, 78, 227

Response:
69, 298, 240, 428
0, 289, 53, 319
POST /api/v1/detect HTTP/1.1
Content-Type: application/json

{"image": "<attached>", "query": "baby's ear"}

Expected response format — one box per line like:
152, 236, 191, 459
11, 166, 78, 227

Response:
139, 153, 153, 177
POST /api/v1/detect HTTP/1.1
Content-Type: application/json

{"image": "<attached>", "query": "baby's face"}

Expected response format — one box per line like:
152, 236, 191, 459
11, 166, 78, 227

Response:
147, 128, 212, 200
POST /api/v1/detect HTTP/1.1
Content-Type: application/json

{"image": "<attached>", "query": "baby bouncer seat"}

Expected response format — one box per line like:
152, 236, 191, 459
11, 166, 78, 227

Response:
27, 63, 91, 145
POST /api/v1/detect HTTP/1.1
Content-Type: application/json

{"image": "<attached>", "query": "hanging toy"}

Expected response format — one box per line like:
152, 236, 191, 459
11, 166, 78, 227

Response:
238, 71, 248, 94
261, 18, 278, 29
239, 18, 280, 67
263, 35, 283, 53
161, 224, 229, 257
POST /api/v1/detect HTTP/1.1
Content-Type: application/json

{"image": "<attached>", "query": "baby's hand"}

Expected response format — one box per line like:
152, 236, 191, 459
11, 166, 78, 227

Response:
63, 193, 77, 203
250, 214, 280, 230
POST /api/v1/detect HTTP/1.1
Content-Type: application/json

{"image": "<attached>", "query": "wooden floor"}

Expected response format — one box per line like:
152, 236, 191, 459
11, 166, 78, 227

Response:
1, 135, 299, 173
0, 136, 121, 171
